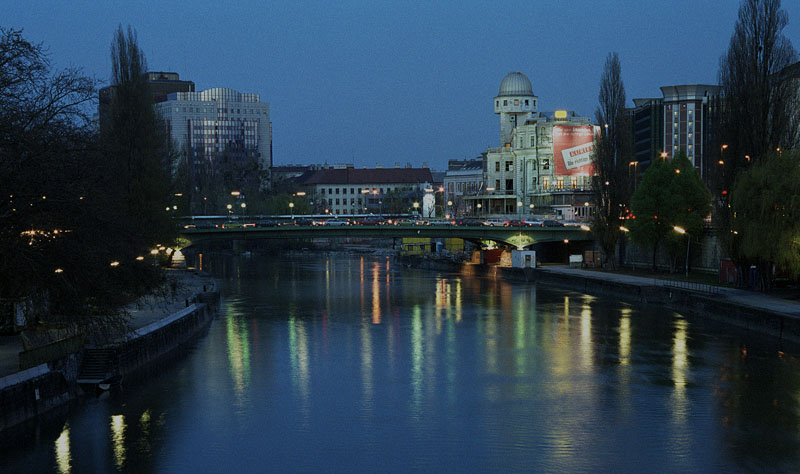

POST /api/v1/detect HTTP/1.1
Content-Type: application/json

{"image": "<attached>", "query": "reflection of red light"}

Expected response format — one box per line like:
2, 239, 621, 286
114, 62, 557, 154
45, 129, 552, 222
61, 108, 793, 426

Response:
722, 190, 728, 195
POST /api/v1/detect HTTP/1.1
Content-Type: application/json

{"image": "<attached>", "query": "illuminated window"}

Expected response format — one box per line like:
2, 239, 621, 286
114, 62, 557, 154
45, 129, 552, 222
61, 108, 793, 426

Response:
570, 177, 578, 188
542, 177, 550, 188
556, 178, 564, 189
514, 99, 519, 106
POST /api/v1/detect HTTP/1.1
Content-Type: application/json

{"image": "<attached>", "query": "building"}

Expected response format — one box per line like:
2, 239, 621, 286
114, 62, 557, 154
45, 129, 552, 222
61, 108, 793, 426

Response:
660, 85, 721, 179
466, 72, 597, 221
628, 98, 664, 170
296, 165, 433, 216
98, 71, 195, 128
155, 87, 272, 190
443, 158, 485, 217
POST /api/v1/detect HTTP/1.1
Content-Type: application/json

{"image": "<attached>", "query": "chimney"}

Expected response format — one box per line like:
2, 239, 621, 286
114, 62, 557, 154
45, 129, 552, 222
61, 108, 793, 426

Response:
394, 162, 400, 168
422, 162, 428, 169
375, 163, 383, 168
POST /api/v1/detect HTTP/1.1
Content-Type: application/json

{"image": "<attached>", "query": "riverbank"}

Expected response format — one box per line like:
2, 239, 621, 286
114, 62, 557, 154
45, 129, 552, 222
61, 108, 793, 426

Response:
0, 270, 219, 433
399, 255, 800, 346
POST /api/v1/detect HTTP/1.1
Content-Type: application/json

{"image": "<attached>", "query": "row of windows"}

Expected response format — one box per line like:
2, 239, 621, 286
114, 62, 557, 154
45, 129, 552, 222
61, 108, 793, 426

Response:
320, 186, 410, 195
446, 181, 480, 194
496, 99, 537, 107
493, 159, 550, 172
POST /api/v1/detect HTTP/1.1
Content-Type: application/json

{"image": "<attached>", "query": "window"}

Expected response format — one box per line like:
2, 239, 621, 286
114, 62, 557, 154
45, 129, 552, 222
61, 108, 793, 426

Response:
542, 159, 550, 170
335, 199, 340, 205
525, 100, 529, 106
532, 177, 537, 185
556, 178, 564, 189
530, 136, 535, 147
542, 177, 550, 189
505, 161, 513, 172
335, 188, 340, 194
496, 101, 499, 107
570, 177, 578, 188
328, 188, 332, 194
503, 100, 508, 106
514, 99, 519, 106
533, 100, 536, 106
495, 179, 500, 189
321, 188, 326, 195
506, 179, 514, 191
495, 162, 500, 172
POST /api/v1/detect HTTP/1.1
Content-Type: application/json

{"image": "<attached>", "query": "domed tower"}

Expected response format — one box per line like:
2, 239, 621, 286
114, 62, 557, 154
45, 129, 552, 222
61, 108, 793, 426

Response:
494, 72, 537, 146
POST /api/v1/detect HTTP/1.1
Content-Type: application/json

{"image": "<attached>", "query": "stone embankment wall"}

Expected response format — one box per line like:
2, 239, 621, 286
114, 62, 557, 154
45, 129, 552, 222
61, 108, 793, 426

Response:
0, 284, 219, 433
398, 255, 800, 346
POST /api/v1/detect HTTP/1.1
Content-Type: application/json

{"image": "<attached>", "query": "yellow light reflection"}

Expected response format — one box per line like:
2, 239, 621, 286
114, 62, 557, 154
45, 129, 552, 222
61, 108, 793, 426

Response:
619, 308, 631, 366
455, 279, 462, 323
54, 424, 71, 474
361, 315, 374, 411
672, 319, 689, 390
110, 414, 126, 470
226, 315, 251, 398
669, 318, 691, 459
372, 262, 381, 324
580, 306, 592, 370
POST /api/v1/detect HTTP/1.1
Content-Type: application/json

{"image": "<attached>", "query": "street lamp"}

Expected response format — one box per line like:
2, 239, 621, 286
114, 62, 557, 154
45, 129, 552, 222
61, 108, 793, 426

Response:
289, 202, 294, 220
412, 201, 419, 217
674, 226, 689, 279
477, 202, 482, 217
517, 200, 522, 220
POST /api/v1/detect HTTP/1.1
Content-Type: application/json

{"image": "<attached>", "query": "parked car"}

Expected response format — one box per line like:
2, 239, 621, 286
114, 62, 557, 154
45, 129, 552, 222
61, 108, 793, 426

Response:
508, 220, 527, 227
256, 219, 278, 227
523, 220, 543, 227
325, 218, 350, 226
542, 219, 564, 227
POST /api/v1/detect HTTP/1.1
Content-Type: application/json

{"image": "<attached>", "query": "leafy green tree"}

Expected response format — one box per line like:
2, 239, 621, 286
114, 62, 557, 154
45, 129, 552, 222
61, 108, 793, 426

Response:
592, 52, 634, 269
629, 151, 711, 272
730, 151, 800, 290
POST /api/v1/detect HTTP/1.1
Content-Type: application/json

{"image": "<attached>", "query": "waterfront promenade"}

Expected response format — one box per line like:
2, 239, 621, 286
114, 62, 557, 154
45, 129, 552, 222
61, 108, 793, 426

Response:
0, 270, 215, 379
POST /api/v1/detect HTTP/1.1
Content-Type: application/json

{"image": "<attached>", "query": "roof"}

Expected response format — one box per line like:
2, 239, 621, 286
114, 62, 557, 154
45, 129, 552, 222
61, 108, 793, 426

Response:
298, 168, 433, 186
497, 72, 534, 97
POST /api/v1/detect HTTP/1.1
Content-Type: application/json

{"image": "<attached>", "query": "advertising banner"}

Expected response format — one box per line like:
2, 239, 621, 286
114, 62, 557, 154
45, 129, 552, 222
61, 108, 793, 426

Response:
553, 125, 596, 176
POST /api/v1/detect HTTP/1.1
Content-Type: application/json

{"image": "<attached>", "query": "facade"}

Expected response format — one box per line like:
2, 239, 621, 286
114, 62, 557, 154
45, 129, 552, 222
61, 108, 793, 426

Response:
155, 88, 272, 188
660, 85, 720, 179
465, 72, 597, 221
629, 98, 664, 170
443, 158, 484, 217
297, 166, 433, 216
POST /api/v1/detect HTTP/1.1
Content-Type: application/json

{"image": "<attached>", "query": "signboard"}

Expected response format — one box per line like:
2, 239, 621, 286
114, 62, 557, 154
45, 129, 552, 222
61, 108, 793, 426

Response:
553, 125, 596, 176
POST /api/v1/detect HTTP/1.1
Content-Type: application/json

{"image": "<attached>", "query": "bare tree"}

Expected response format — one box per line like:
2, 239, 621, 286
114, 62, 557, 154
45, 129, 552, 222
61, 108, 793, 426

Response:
591, 52, 633, 269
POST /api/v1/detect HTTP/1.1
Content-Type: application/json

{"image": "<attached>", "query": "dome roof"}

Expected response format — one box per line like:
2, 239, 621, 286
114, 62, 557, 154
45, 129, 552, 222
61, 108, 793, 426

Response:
497, 72, 534, 97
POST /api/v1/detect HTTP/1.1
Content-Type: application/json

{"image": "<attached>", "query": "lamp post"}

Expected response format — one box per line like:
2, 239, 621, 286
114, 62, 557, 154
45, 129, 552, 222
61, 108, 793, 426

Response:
412, 201, 419, 217
289, 202, 294, 220
476, 202, 482, 217
517, 200, 522, 221
447, 200, 452, 219
674, 226, 689, 279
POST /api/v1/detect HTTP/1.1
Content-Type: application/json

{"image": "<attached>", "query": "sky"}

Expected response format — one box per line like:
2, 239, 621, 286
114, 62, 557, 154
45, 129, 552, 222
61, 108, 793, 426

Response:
6, 0, 800, 171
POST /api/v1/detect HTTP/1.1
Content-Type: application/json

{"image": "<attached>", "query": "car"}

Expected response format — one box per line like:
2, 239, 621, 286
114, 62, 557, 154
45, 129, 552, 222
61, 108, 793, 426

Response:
325, 218, 350, 226
358, 216, 386, 225
256, 219, 277, 227
461, 219, 483, 226
508, 220, 527, 227
484, 218, 509, 227
542, 219, 564, 227
523, 220, 543, 227
427, 219, 452, 226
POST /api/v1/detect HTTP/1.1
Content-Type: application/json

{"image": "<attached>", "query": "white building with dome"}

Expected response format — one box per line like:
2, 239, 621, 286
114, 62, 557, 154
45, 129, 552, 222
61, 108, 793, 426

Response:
464, 71, 598, 221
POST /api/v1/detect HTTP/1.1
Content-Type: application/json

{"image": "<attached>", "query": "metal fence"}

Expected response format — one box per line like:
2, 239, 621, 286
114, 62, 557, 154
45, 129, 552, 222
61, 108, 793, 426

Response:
657, 278, 722, 295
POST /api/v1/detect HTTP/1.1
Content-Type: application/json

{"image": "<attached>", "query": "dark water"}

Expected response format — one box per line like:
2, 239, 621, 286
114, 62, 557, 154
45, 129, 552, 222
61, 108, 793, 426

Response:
3, 253, 800, 473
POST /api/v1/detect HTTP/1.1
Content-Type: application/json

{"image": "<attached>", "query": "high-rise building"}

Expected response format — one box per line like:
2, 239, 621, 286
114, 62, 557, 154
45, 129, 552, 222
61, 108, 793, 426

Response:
155, 87, 272, 189
629, 98, 664, 170
660, 85, 720, 179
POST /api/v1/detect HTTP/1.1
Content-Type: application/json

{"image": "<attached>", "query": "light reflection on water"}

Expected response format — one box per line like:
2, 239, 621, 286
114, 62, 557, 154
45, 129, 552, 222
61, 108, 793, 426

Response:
3, 253, 800, 472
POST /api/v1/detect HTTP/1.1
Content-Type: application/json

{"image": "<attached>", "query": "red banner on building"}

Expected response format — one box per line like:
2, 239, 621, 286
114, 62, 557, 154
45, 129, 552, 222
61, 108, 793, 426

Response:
553, 125, 596, 176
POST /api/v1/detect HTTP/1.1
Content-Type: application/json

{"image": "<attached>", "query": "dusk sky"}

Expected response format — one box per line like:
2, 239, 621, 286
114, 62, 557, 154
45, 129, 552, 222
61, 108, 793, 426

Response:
7, 0, 800, 171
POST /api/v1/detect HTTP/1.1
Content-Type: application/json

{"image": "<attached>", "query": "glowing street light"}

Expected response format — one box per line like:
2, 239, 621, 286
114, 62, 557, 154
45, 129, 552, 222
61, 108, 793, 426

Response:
230, 191, 241, 196
289, 202, 295, 219
674, 226, 690, 278
619, 226, 630, 232
580, 225, 591, 231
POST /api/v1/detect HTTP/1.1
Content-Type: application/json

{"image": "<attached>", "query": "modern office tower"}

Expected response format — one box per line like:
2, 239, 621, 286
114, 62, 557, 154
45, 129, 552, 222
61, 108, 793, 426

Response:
97, 71, 195, 128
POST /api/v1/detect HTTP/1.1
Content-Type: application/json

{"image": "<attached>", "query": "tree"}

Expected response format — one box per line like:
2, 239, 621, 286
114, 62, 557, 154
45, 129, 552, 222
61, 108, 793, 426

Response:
629, 152, 712, 272
102, 25, 176, 254
0, 27, 164, 337
591, 52, 633, 269
716, 0, 799, 282
730, 151, 800, 291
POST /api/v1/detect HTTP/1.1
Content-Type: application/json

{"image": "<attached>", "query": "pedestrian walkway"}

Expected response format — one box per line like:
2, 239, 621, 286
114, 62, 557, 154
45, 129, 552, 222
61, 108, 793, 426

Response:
0, 270, 216, 379
539, 265, 800, 317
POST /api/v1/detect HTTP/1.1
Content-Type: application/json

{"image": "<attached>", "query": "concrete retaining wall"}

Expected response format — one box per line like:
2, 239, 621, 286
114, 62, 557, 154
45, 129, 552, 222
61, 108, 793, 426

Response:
0, 288, 219, 434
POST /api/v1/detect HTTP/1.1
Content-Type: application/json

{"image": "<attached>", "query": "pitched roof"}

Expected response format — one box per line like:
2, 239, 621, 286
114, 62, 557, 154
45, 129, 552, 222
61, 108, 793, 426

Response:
298, 168, 433, 186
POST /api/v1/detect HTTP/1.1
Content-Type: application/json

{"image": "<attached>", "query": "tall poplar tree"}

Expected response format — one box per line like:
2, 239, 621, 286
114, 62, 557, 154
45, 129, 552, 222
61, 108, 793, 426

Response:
591, 52, 633, 269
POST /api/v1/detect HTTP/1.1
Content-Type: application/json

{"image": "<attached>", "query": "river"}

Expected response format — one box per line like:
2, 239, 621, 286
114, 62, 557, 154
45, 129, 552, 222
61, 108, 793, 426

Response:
2, 252, 800, 473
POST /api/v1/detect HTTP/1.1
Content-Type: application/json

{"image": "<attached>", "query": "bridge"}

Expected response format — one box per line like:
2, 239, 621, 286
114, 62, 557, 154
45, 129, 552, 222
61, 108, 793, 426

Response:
179, 224, 592, 249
